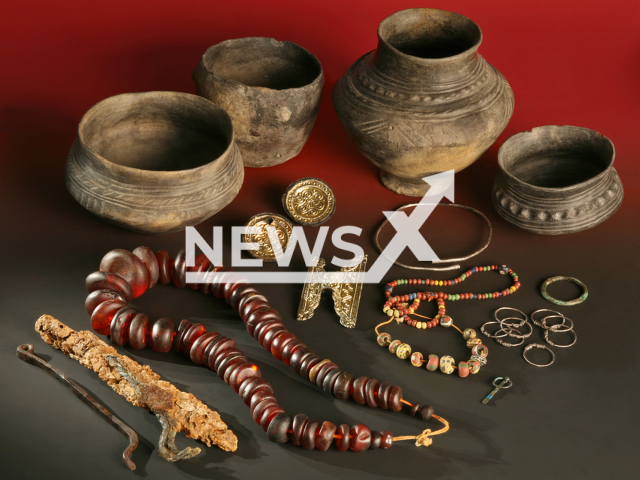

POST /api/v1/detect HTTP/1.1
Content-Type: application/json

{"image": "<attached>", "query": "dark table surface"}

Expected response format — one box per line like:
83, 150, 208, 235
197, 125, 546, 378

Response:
1, 1, 639, 479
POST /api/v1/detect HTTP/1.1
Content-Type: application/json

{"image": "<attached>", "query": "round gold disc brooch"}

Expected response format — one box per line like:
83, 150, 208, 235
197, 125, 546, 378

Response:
243, 213, 294, 262
282, 178, 336, 226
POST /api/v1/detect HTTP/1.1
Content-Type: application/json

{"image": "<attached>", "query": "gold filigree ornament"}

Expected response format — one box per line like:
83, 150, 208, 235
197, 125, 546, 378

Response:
243, 213, 294, 262
282, 177, 336, 226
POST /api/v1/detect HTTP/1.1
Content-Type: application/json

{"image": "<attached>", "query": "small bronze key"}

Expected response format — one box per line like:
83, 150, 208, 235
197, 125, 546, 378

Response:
482, 376, 512, 404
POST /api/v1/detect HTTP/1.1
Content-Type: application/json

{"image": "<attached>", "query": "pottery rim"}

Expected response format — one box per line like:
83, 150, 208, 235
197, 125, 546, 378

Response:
497, 125, 616, 194
199, 37, 323, 93
377, 8, 483, 64
77, 91, 236, 183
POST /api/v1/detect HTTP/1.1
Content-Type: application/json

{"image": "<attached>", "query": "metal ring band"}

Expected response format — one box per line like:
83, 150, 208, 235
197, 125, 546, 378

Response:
496, 335, 525, 347
523, 343, 555, 367
541, 315, 574, 332
531, 309, 564, 328
494, 307, 527, 325
481, 321, 514, 339
499, 318, 533, 339
544, 328, 577, 348
373, 203, 492, 272
499, 315, 527, 329
540, 276, 588, 306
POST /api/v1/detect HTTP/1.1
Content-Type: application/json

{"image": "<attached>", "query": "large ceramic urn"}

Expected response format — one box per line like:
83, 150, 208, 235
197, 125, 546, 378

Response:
333, 8, 514, 197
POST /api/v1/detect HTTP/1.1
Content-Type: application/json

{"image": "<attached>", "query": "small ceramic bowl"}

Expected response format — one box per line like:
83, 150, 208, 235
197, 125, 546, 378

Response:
493, 125, 623, 234
193, 37, 324, 167
65, 91, 244, 234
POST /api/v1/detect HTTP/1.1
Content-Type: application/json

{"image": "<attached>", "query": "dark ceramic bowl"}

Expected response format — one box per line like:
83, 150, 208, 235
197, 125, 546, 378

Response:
65, 91, 244, 234
193, 37, 324, 168
493, 125, 623, 234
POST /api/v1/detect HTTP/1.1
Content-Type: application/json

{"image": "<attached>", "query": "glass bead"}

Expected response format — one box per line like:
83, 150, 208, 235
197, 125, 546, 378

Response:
291, 414, 309, 446
301, 419, 320, 450
350, 376, 369, 405
85, 289, 126, 316
180, 323, 207, 355
396, 343, 411, 359
315, 421, 337, 451
266, 412, 291, 444
86, 271, 132, 303
463, 328, 477, 340
440, 315, 453, 327
471, 344, 489, 358
419, 404, 434, 420
370, 431, 381, 450
315, 362, 338, 388
172, 319, 192, 352
333, 372, 354, 400
466, 337, 482, 348
380, 431, 393, 449
132, 246, 159, 289
410, 352, 424, 367
364, 379, 380, 408
336, 424, 350, 451
388, 339, 402, 354
269, 331, 296, 361
110, 307, 136, 346
458, 361, 470, 378
282, 340, 304, 366
172, 249, 187, 288
246, 308, 282, 337
376, 382, 392, 409
299, 355, 321, 378
155, 250, 172, 285
322, 369, 342, 394
349, 424, 372, 452
439, 355, 455, 374
426, 354, 439, 371
150, 318, 175, 353
261, 325, 287, 350
187, 254, 210, 291
99, 249, 149, 299
230, 284, 259, 311
190, 332, 220, 365
129, 313, 151, 349
468, 359, 481, 374
229, 362, 261, 393
387, 386, 403, 412
91, 299, 127, 335
376, 332, 391, 346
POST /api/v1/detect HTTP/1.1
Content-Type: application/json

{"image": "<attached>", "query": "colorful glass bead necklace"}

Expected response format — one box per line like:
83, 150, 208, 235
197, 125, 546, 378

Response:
375, 265, 521, 377
85, 247, 449, 453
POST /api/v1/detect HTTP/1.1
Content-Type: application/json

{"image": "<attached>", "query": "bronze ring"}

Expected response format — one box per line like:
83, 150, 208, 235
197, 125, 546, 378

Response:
540, 276, 588, 306
373, 203, 492, 272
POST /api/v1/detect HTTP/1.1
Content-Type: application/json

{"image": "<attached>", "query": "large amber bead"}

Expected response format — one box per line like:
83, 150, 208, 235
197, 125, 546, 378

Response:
99, 249, 149, 299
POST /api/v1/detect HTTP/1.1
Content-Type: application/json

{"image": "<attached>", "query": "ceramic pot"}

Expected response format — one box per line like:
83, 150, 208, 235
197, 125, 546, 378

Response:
333, 8, 514, 197
64, 91, 244, 234
493, 125, 623, 235
193, 37, 324, 168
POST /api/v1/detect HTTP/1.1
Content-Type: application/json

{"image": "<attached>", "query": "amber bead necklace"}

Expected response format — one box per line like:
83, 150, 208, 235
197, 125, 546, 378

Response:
85, 247, 449, 452
375, 265, 520, 377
